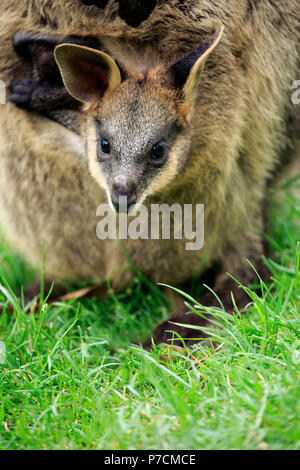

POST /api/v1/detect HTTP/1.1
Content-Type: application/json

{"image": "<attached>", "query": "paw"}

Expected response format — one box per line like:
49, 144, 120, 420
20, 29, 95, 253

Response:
117, 1, 157, 27
9, 79, 37, 109
19, 279, 66, 303
143, 310, 213, 350
80, 0, 156, 27
143, 289, 229, 350
80, 0, 109, 8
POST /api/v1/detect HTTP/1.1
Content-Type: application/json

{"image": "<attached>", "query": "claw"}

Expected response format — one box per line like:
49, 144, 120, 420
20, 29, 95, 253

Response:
9, 78, 37, 108
9, 94, 29, 106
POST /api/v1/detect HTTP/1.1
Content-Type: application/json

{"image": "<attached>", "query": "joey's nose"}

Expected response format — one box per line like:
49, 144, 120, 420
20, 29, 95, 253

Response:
111, 174, 137, 212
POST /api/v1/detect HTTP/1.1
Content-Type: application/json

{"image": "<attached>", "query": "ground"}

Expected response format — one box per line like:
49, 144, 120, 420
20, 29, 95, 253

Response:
0, 176, 299, 450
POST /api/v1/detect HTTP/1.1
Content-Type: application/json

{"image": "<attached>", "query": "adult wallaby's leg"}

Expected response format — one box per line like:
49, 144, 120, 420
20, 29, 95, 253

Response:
144, 259, 270, 349
9, 33, 101, 132
20, 278, 67, 303
143, 221, 270, 349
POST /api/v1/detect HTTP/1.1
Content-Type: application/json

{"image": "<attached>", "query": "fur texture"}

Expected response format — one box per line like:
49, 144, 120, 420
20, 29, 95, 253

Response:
0, 1, 299, 344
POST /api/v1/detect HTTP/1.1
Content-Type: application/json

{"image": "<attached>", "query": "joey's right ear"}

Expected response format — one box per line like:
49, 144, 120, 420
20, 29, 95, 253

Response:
54, 44, 122, 103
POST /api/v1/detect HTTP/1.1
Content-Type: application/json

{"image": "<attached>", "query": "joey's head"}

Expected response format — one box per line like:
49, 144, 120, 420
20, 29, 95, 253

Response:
55, 24, 223, 212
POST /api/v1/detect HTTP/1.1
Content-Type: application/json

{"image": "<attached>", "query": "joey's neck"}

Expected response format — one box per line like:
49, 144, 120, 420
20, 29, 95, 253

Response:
149, 160, 225, 206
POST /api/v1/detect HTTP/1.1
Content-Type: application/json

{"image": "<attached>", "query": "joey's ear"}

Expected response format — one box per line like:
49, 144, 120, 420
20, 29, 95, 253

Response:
170, 23, 224, 102
54, 44, 122, 103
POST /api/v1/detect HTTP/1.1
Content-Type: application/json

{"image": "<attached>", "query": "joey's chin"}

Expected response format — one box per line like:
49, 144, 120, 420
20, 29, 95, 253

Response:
108, 195, 148, 216
110, 194, 138, 214
112, 204, 139, 216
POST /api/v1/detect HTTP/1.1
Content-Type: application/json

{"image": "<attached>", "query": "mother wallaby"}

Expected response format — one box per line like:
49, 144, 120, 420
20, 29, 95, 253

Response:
0, 0, 299, 345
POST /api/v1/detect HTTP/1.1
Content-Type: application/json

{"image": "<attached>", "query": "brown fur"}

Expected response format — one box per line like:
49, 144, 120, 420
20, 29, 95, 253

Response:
0, 1, 299, 345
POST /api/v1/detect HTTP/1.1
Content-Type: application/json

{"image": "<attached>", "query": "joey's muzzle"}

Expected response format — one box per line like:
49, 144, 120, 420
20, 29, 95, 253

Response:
111, 174, 137, 213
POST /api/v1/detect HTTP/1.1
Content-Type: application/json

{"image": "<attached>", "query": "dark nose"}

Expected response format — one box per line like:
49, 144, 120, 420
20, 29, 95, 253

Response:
111, 174, 137, 212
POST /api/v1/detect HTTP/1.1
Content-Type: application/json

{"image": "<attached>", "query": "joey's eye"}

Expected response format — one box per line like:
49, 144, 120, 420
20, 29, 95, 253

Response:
100, 138, 110, 155
149, 142, 168, 166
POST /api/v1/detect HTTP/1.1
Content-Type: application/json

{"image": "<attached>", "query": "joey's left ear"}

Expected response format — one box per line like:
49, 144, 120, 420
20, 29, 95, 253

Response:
170, 23, 224, 103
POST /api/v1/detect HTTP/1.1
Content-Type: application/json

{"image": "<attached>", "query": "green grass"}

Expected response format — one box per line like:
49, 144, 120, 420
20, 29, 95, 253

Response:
0, 180, 299, 450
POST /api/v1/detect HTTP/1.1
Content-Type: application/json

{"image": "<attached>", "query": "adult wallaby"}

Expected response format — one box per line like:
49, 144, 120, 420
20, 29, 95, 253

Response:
0, 0, 299, 345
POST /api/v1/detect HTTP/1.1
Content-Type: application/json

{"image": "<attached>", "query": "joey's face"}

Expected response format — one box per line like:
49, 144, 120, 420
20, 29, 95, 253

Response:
55, 23, 224, 212
87, 81, 187, 212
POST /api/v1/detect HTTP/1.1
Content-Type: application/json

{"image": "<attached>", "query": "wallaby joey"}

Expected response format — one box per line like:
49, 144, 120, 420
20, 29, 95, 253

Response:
0, 1, 299, 346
